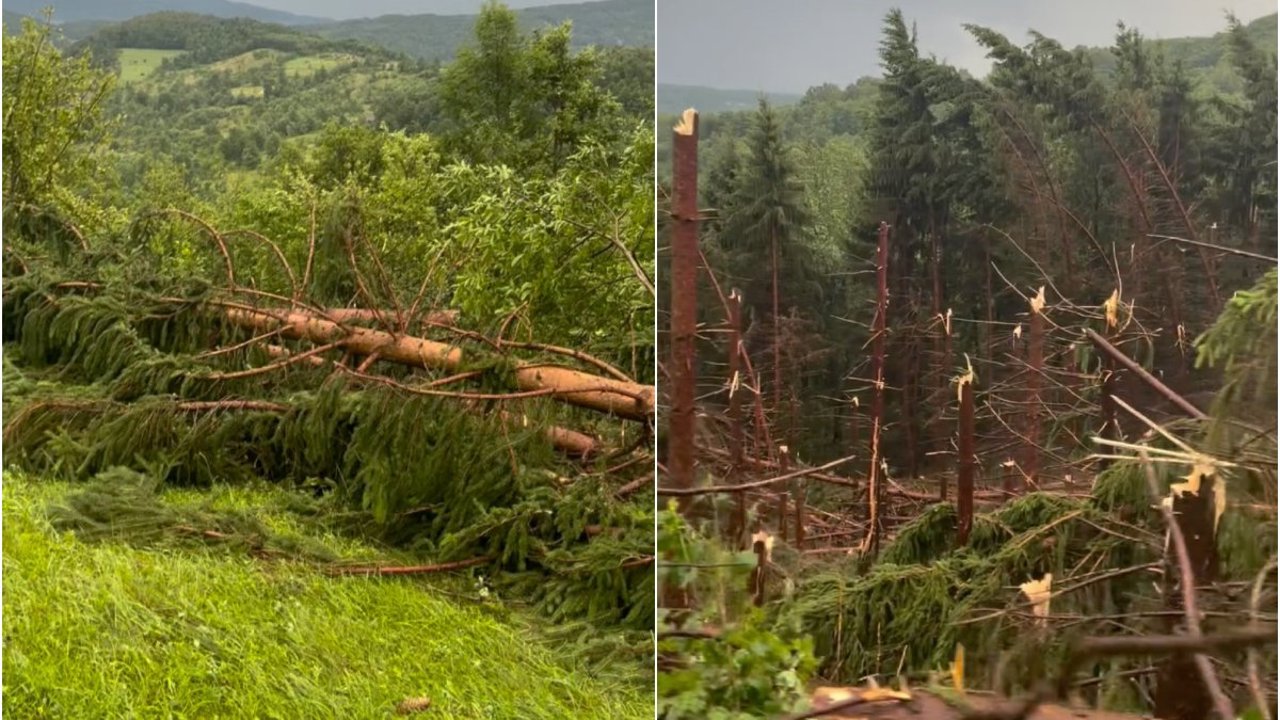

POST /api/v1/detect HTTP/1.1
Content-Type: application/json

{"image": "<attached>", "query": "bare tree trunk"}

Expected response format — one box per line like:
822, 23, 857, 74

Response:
863, 222, 890, 557
776, 445, 790, 542
662, 108, 699, 622
957, 372, 975, 546
793, 447, 806, 550
1024, 293, 1044, 489
727, 289, 747, 549
940, 309, 953, 501
1154, 473, 1221, 720
771, 223, 783, 443
668, 108, 700, 512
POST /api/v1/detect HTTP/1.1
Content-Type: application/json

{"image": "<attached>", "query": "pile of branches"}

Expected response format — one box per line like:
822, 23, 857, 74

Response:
1, 204, 657, 655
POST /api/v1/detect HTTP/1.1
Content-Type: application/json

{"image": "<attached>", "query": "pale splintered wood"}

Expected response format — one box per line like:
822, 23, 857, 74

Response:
674, 107, 698, 135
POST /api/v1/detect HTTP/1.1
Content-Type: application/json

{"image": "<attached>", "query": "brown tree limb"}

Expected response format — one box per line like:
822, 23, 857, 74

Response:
224, 307, 653, 419
1084, 329, 1206, 420
656, 455, 856, 496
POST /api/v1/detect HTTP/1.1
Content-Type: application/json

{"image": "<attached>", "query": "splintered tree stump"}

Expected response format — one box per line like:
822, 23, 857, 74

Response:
1024, 291, 1044, 488
956, 372, 975, 546
777, 445, 791, 542
668, 107, 700, 512
1154, 471, 1220, 720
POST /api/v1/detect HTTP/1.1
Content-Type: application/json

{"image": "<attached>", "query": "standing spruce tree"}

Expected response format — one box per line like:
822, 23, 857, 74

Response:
718, 98, 813, 446
865, 10, 938, 474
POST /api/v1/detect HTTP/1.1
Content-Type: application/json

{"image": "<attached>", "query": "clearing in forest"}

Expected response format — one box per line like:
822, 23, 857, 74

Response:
117, 48, 185, 84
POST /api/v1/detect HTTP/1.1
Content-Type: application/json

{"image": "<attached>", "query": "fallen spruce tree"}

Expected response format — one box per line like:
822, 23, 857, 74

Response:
2, 205, 658, 671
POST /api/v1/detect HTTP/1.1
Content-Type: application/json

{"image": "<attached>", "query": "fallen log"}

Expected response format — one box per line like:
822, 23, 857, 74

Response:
260, 344, 599, 456
227, 307, 654, 420
324, 308, 459, 327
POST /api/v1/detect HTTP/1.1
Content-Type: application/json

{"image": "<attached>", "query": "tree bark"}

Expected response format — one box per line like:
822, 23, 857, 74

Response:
225, 308, 654, 420
863, 222, 890, 557
668, 107, 701, 510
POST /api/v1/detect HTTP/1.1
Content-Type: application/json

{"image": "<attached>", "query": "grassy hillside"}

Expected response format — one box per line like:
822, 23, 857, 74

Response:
117, 47, 186, 83
657, 83, 801, 115
4, 0, 328, 24
308, 0, 652, 62
3, 474, 650, 719
69, 11, 648, 187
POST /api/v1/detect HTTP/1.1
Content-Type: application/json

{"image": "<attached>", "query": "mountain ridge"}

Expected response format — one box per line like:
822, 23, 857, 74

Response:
4, 0, 329, 25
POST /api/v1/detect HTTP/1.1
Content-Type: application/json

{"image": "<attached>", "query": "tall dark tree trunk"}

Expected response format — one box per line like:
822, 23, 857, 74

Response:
668, 109, 699, 512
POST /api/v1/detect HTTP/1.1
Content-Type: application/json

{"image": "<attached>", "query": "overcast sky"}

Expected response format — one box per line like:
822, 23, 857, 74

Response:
248, 0, 612, 19
657, 0, 1275, 92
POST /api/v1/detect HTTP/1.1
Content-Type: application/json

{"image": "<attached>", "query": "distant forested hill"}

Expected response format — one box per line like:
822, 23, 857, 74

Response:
307, 0, 651, 61
71, 12, 367, 65
1082, 12, 1276, 95
656, 84, 802, 115
54, 10, 649, 193
3, 0, 328, 25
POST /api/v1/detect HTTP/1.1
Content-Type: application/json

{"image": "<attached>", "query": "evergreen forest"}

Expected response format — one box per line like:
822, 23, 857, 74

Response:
656, 10, 1279, 720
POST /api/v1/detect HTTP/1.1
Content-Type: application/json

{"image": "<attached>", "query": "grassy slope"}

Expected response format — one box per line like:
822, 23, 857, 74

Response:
3, 475, 650, 720
118, 48, 186, 84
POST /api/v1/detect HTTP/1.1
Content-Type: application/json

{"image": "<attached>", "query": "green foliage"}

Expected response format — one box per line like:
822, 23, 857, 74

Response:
779, 492, 1158, 691
442, 129, 655, 357
436, 3, 623, 171
2, 16, 116, 213
658, 617, 817, 719
656, 505, 817, 719
1195, 268, 1278, 416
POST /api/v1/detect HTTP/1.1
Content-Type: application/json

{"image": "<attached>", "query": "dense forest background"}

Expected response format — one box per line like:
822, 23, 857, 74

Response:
656, 10, 1277, 719
657, 10, 1277, 474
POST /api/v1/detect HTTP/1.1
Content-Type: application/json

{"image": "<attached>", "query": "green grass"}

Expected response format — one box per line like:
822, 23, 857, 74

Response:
284, 53, 357, 78
117, 48, 186, 85
2, 474, 651, 719
229, 85, 265, 99
210, 49, 283, 74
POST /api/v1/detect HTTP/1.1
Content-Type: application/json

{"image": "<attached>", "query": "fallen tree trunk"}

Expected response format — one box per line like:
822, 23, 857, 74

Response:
325, 308, 459, 327
261, 344, 600, 456
226, 307, 654, 420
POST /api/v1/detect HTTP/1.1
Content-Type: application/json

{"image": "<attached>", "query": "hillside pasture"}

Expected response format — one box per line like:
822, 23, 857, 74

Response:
284, 53, 358, 78
117, 48, 185, 84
